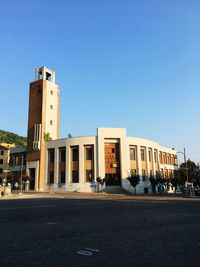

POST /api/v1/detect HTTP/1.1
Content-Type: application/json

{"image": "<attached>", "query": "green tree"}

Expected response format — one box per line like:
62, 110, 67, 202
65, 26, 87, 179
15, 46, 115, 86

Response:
127, 175, 140, 194
43, 132, 51, 141
149, 176, 157, 193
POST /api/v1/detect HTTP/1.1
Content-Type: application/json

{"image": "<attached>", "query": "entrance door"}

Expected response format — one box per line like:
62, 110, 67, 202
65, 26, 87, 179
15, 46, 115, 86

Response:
29, 168, 35, 190
104, 142, 121, 185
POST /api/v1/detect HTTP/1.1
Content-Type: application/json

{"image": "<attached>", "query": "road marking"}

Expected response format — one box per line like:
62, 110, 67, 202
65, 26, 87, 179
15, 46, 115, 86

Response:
85, 248, 100, 252
77, 248, 100, 256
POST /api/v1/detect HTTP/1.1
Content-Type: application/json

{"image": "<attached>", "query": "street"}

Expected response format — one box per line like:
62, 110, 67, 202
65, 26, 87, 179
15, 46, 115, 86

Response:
0, 195, 200, 266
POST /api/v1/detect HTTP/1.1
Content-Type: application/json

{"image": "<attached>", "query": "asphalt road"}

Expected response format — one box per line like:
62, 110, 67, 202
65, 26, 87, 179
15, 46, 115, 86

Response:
0, 196, 200, 267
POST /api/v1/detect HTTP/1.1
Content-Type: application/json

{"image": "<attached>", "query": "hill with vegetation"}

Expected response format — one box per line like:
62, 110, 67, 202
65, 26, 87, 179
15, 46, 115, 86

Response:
0, 130, 27, 147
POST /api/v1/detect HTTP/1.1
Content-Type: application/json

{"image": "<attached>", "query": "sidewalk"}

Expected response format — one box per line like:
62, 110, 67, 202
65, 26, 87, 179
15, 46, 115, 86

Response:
1, 190, 200, 201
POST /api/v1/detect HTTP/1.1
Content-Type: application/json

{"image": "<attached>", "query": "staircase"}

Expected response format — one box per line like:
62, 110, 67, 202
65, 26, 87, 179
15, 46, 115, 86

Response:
103, 185, 128, 194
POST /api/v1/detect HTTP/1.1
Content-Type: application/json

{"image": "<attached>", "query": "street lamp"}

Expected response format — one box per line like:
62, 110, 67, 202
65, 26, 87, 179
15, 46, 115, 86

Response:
176, 148, 189, 183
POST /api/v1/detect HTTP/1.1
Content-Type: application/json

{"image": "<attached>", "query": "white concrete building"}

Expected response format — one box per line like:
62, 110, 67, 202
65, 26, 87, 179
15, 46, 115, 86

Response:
44, 127, 177, 194
9, 66, 178, 194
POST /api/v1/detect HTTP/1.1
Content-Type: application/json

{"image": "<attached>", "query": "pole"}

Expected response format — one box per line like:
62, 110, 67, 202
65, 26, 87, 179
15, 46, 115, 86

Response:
184, 148, 189, 183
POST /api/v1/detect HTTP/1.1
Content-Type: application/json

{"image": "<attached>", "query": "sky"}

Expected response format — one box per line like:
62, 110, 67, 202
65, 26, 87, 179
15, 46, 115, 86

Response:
0, 0, 199, 163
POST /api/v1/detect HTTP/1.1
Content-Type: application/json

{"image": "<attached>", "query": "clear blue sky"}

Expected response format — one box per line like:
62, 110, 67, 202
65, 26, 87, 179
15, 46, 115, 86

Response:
0, 0, 199, 163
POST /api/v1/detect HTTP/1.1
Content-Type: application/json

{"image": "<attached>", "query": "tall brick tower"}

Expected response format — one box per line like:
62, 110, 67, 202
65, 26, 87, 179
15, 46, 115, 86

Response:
26, 66, 60, 190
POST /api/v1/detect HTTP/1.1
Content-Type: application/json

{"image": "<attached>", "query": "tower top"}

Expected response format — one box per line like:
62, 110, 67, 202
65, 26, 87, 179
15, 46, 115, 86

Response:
35, 66, 55, 83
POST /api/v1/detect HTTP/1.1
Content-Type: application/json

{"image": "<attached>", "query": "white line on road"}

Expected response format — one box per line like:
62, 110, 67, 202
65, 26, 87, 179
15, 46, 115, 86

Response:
77, 248, 100, 256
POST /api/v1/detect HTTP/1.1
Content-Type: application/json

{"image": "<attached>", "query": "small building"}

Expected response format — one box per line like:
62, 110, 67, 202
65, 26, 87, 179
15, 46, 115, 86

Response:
0, 143, 15, 183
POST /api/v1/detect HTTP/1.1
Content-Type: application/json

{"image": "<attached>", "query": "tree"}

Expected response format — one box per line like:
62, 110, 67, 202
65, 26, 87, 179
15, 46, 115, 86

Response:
149, 176, 157, 193
127, 175, 140, 195
44, 132, 51, 141
174, 160, 200, 191
68, 133, 72, 138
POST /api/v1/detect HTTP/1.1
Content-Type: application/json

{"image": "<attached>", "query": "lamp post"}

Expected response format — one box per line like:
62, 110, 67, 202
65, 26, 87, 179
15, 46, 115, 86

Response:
176, 148, 189, 183
176, 148, 192, 196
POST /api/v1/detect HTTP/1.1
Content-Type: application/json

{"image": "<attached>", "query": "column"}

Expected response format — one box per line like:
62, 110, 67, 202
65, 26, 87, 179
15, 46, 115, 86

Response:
79, 145, 84, 183
146, 146, 150, 177
137, 145, 142, 177
65, 145, 70, 183
54, 148, 59, 186
152, 148, 156, 176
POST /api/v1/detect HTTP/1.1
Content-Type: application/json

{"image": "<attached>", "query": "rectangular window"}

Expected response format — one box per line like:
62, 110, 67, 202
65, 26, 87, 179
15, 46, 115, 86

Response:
50, 105, 53, 110
72, 170, 79, 183
86, 170, 94, 182
60, 171, 65, 184
154, 151, 157, 163
141, 149, 145, 161
130, 147, 136, 160
168, 154, 171, 165
0, 159, 3, 164
159, 152, 162, 164
50, 90, 53, 95
50, 120, 53, 125
72, 147, 79, 161
86, 147, 93, 160
1, 150, 4, 155
48, 171, 54, 184
59, 148, 66, 162
0, 168, 2, 174
148, 150, 151, 162
48, 149, 54, 163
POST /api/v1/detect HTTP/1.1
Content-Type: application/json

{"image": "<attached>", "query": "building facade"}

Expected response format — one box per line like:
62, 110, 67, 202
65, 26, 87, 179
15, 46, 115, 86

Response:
0, 143, 15, 182
44, 128, 177, 193
9, 67, 177, 193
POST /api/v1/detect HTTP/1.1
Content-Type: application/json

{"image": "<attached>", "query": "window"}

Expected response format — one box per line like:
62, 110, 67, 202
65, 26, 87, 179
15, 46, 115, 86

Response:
72, 170, 79, 183
50, 120, 53, 125
130, 147, 136, 160
0, 150, 4, 155
168, 154, 171, 165
50, 105, 53, 110
0, 168, 2, 174
141, 149, 145, 161
60, 171, 65, 184
86, 170, 94, 182
159, 152, 162, 164
86, 148, 93, 160
48, 149, 54, 163
154, 151, 157, 162
112, 148, 115, 153
60, 148, 66, 162
149, 170, 153, 177
72, 148, 79, 161
0, 159, 3, 164
148, 150, 151, 162
48, 171, 54, 184
50, 90, 53, 95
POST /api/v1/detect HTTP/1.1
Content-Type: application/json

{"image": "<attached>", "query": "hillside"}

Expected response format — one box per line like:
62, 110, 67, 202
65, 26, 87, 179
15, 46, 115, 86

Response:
0, 130, 27, 147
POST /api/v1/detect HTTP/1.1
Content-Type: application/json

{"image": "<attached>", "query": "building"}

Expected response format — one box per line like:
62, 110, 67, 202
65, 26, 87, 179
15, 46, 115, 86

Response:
10, 66, 177, 193
0, 143, 15, 182
9, 147, 27, 187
